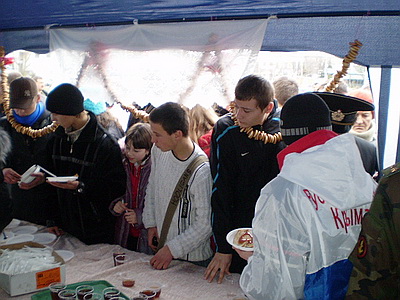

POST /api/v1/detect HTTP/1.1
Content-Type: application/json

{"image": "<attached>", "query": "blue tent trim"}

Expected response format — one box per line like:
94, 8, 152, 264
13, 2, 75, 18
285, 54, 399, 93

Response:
377, 67, 391, 169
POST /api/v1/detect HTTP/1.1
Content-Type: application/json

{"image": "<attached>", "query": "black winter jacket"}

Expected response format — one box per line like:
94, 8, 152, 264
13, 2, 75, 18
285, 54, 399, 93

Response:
46, 112, 126, 244
210, 101, 286, 272
0, 110, 58, 225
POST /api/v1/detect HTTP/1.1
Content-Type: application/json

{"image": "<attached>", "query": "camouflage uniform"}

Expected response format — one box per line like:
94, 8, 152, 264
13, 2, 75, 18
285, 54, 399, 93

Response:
346, 162, 400, 299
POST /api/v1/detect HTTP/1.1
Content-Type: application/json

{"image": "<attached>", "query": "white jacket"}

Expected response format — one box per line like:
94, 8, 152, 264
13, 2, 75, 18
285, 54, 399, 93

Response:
240, 132, 377, 300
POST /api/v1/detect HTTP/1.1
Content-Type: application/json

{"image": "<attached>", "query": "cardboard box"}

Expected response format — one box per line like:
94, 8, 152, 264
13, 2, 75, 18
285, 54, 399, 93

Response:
0, 241, 66, 296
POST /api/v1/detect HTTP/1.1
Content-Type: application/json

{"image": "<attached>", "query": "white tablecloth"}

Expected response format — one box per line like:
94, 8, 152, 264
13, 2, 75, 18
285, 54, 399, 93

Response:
0, 221, 246, 300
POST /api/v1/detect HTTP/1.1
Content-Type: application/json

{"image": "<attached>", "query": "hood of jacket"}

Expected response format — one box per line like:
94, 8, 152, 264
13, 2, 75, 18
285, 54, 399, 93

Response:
279, 131, 377, 211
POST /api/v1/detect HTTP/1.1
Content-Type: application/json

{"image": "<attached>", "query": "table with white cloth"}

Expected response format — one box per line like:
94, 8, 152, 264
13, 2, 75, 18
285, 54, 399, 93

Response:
0, 221, 245, 300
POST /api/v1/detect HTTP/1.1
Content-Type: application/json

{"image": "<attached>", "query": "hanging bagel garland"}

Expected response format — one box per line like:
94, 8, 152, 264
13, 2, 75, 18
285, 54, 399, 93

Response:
325, 40, 363, 92
117, 101, 150, 123
0, 46, 58, 138
229, 101, 282, 144
75, 42, 150, 123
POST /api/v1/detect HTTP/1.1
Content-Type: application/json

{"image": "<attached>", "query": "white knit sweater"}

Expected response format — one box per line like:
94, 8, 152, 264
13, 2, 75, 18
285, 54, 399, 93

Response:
143, 143, 213, 262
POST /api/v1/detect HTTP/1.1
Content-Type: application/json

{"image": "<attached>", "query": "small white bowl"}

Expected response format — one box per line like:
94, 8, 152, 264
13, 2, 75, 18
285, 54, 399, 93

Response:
226, 228, 254, 252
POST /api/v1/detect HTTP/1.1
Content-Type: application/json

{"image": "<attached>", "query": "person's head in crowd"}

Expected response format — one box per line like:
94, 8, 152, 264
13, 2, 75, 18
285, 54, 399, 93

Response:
314, 92, 374, 134
84, 97, 124, 139
149, 102, 189, 152
9, 77, 40, 117
46, 83, 85, 130
333, 81, 348, 94
124, 123, 152, 165
315, 81, 348, 95
7, 71, 22, 85
188, 104, 219, 143
234, 75, 274, 128
348, 88, 375, 139
273, 76, 299, 107
84, 98, 106, 116
33, 76, 46, 94
280, 93, 332, 145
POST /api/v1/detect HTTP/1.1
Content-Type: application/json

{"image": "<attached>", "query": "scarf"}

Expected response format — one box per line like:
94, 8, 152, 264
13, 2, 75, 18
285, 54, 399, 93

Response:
13, 102, 44, 127
349, 121, 376, 142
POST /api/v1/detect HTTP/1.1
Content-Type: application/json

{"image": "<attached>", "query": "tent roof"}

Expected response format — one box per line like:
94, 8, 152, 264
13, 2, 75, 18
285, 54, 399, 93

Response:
1, 1, 399, 30
0, 1, 399, 168
0, 1, 399, 66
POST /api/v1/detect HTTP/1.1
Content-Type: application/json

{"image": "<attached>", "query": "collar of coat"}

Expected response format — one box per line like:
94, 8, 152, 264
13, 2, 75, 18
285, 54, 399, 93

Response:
277, 129, 338, 170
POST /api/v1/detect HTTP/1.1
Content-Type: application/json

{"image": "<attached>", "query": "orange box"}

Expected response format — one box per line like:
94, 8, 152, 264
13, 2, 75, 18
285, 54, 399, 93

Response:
0, 242, 66, 296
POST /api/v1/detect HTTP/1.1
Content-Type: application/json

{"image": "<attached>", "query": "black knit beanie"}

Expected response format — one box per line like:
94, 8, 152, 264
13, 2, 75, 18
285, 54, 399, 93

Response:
280, 93, 332, 145
46, 83, 84, 115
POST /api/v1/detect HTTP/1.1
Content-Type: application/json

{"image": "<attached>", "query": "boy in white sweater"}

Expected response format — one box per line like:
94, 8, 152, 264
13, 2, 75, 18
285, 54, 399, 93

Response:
143, 102, 213, 269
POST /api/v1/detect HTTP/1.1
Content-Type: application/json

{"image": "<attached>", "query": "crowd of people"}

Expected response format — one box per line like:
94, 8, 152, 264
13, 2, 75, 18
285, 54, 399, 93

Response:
1, 70, 397, 300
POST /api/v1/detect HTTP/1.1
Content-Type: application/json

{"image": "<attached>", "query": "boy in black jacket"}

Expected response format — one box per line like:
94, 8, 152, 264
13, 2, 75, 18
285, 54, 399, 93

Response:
29, 83, 126, 245
205, 75, 285, 283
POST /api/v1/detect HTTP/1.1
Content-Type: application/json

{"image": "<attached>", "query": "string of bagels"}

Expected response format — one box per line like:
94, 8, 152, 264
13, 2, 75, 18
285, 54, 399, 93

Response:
75, 42, 150, 123
1, 40, 362, 140
324, 40, 363, 92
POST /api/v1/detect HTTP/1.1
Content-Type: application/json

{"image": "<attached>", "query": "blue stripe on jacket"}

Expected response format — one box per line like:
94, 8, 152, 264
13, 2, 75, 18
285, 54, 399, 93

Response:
304, 259, 353, 300
213, 125, 238, 185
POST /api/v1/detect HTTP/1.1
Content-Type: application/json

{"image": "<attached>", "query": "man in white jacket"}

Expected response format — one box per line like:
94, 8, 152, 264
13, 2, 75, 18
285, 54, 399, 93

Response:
237, 93, 377, 300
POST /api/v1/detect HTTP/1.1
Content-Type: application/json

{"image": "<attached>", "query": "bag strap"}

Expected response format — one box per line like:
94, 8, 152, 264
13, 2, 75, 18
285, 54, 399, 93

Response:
157, 155, 208, 251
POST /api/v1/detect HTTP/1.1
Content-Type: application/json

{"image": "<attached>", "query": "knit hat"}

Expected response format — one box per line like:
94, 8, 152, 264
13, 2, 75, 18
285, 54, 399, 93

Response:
9, 77, 38, 109
83, 98, 106, 115
280, 93, 332, 145
314, 92, 374, 134
46, 83, 84, 115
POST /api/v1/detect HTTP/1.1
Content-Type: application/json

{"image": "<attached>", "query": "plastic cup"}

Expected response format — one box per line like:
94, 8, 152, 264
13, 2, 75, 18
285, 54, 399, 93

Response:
83, 292, 103, 300
103, 287, 120, 300
122, 279, 135, 287
113, 252, 125, 266
139, 290, 157, 300
114, 254, 125, 266
146, 282, 162, 299
225, 274, 236, 285
76, 285, 94, 300
58, 289, 77, 300
48, 282, 66, 300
